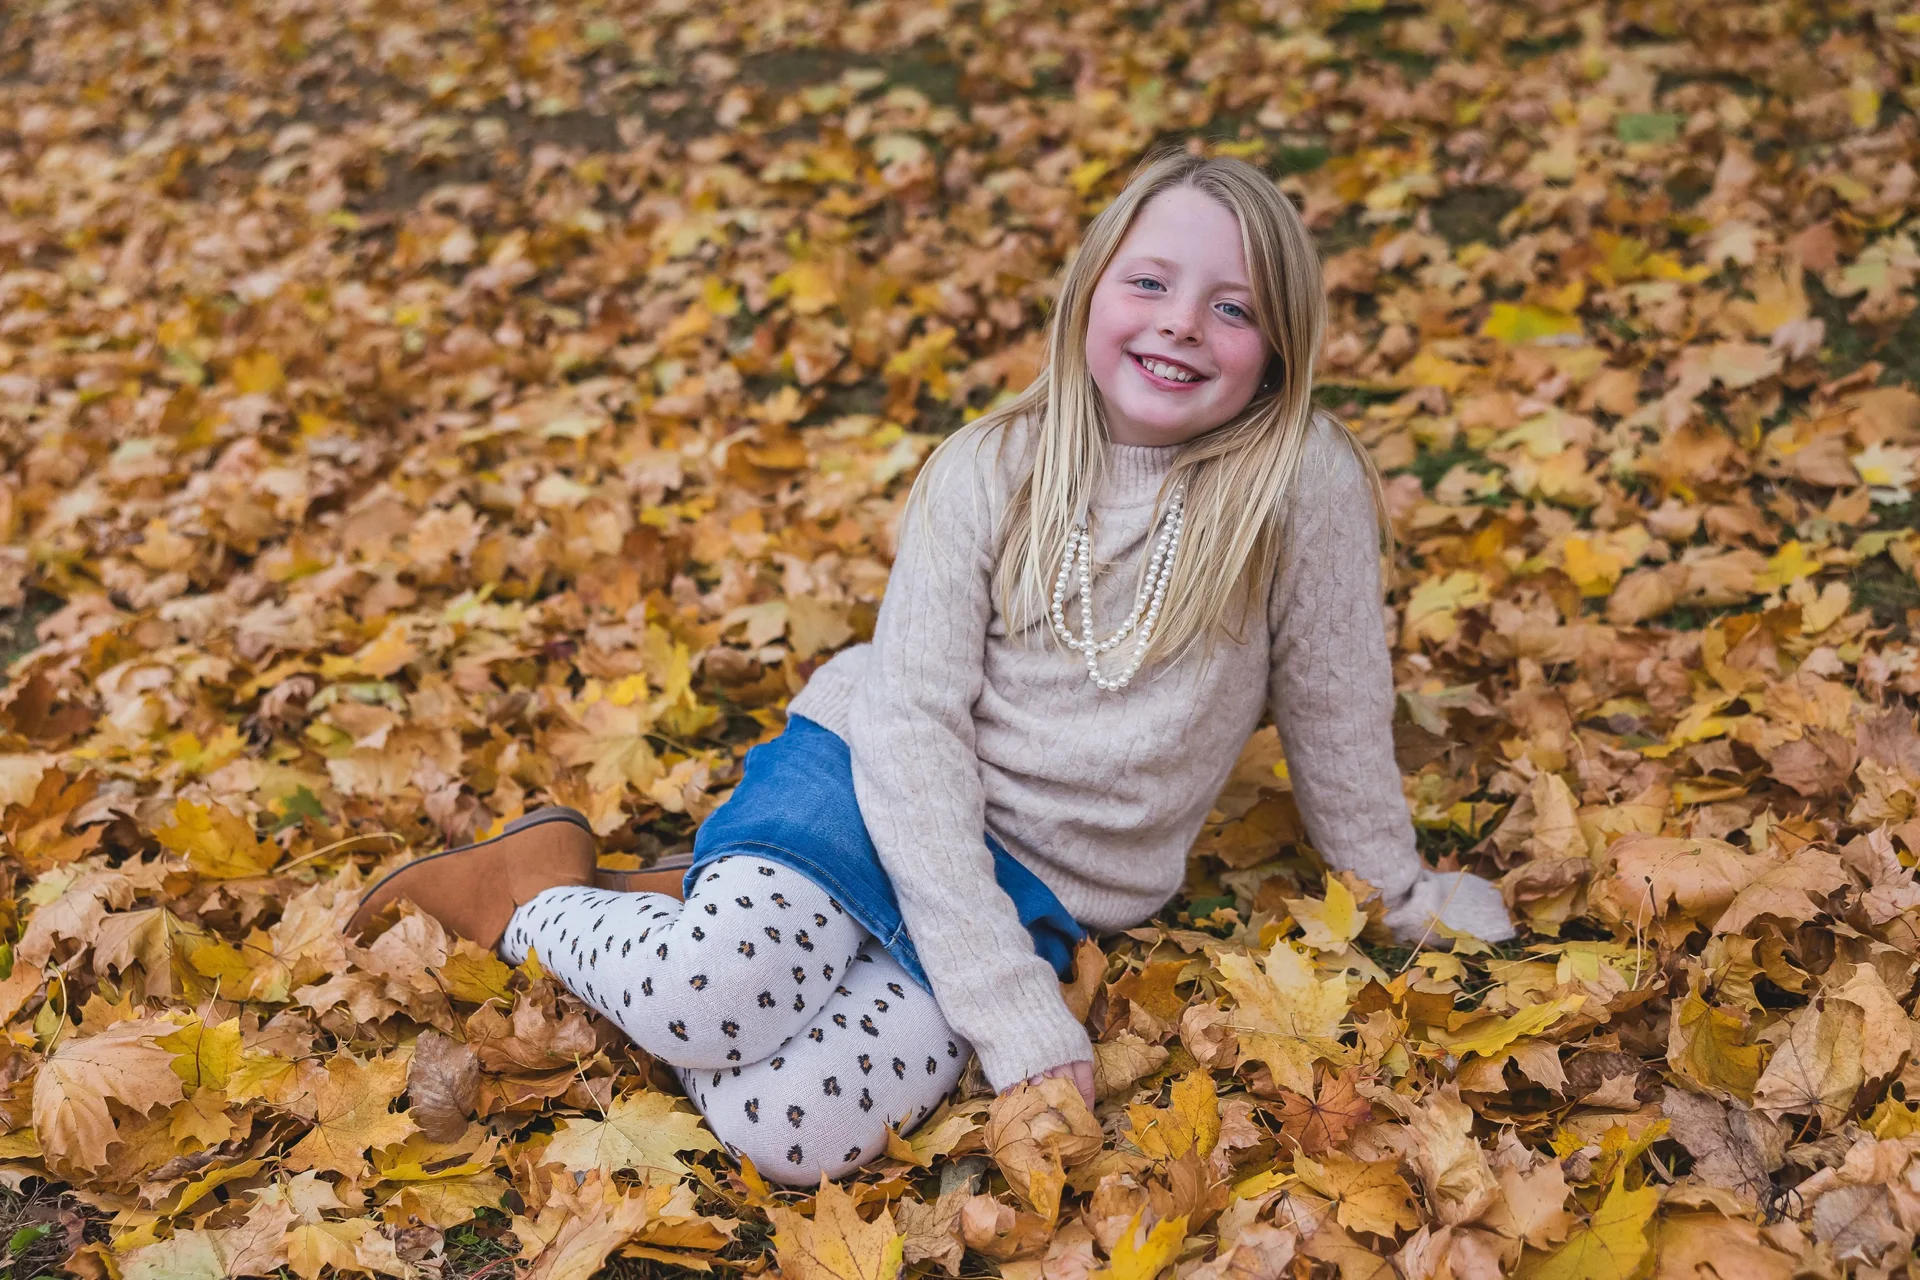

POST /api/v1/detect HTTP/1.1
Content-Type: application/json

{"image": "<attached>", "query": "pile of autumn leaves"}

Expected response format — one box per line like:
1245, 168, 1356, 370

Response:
10, 670, 1920, 1280
5, 0, 1920, 1275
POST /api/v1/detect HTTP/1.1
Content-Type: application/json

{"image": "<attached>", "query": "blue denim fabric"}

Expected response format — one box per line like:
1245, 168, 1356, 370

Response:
687, 714, 1084, 992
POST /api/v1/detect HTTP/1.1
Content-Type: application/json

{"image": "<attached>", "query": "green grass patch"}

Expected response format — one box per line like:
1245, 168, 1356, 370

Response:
1851, 557, 1920, 635
1428, 185, 1522, 247
1395, 442, 1491, 492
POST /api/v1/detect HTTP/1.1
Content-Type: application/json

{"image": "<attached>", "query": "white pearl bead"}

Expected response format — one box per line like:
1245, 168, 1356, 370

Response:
1048, 483, 1184, 690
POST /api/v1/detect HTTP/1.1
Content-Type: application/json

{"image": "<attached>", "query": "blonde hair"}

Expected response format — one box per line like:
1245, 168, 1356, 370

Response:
907, 145, 1391, 673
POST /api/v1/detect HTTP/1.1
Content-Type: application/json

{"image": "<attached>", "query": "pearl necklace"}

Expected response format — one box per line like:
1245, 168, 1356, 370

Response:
1048, 484, 1186, 691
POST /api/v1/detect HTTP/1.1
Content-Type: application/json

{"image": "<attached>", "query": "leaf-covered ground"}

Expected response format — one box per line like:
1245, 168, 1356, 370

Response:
1, 0, 1919, 1277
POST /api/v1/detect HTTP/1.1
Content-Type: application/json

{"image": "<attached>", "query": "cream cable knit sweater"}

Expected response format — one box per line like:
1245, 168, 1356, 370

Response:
787, 412, 1515, 1089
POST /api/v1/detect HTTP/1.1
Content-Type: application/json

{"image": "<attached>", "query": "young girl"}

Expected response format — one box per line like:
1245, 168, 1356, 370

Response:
348, 148, 1515, 1185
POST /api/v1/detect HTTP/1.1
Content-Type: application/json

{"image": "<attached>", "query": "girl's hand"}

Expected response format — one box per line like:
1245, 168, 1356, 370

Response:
1017, 1060, 1095, 1111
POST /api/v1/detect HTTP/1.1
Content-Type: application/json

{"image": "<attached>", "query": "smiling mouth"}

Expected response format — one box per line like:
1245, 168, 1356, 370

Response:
1128, 352, 1208, 385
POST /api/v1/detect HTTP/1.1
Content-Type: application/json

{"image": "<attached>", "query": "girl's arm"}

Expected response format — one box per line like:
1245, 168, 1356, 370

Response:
1266, 418, 1515, 943
847, 432, 1096, 1092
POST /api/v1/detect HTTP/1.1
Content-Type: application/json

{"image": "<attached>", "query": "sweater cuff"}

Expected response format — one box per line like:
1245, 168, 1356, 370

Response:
965, 976, 1097, 1092
1380, 868, 1516, 944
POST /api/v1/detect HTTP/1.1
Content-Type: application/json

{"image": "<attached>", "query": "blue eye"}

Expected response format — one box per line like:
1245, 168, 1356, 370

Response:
1219, 302, 1249, 320
1128, 277, 1164, 291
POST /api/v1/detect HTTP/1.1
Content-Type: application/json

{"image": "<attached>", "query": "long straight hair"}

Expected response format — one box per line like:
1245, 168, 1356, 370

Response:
906, 146, 1390, 671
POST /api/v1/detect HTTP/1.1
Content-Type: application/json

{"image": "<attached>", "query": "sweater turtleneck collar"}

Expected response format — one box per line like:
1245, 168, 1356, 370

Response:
1100, 437, 1183, 509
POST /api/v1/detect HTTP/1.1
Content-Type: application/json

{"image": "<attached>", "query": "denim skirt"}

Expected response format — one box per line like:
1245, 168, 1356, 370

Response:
685, 714, 1084, 992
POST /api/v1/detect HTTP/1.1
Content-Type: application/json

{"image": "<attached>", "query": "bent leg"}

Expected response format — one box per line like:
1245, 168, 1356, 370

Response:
686, 941, 971, 1185
501, 855, 865, 1069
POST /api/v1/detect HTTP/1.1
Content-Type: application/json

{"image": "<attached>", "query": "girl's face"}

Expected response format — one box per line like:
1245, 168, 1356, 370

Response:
1083, 186, 1273, 447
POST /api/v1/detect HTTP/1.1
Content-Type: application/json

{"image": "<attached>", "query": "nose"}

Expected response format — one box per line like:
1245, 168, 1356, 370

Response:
1157, 294, 1205, 344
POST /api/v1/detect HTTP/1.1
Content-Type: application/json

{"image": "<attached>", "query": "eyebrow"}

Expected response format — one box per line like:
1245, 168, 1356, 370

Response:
1119, 256, 1253, 293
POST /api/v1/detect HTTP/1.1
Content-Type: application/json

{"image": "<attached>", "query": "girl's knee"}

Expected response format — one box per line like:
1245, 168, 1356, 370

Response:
704, 1107, 887, 1187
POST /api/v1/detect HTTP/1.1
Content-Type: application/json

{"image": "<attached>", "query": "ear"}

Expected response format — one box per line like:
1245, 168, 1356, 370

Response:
1259, 352, 1285, 393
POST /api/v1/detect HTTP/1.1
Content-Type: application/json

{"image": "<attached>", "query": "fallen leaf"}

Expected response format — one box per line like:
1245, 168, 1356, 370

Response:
32, 1017, 186, 1172
768, 1179, 905, 1280
540, 1089, 723, 1179
407, 1031, 481, 1142
1268, 1067, 1373, 1156
282, 1054, 417, 1178
1517, 1170, 1656, 1280
1215, 941, 1348, 1095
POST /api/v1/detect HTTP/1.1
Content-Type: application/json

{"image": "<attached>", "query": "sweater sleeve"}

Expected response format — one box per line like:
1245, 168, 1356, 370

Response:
1266, 419, 1515, 943
1266, 420, 1420, 902
846, 430, 1095, 1090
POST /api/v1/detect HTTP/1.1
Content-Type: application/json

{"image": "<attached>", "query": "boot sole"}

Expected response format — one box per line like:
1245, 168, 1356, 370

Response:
593, 852, 695, 898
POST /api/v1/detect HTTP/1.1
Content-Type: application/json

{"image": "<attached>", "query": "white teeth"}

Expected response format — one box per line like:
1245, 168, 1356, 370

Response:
1137, 355, 1199, 382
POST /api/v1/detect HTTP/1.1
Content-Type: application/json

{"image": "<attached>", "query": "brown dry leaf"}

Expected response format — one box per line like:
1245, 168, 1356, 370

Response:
1711, 848, 1849, 934
984, 1076, 1103, 1210
1598, 834, 1764, 941
521, 1174, 669, 1280
1659, 1088, 1784, 1206
1, 767, 105, 871
1754, 963, 1910, 1127
1093, 1031, 1170, 1101
1810, 1185, 1911, 1267
32, 1017, 186, 1172
1268, 1067, 1373, 1156
407, 1031, 480, 1142
1650, 1212, 1797, 1280
1177, 1003, 1239, 1072
1399, 1086, 1500, 1227
1482, 1157, 1573, 1251
896, 1184, 968, 1275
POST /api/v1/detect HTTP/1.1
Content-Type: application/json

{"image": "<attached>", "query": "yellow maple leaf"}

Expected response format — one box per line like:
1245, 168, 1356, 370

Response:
1517, 1169, 1656, 1280
1755, 539, 1819, 590
283, 1055, 417, 1178
1125, 1071, 1220, 1161
1092, 1211, 1188, 1280
1666, 991, 1764, 1100
154, 799, 281, 880
170, 1085, 238, 1150
539, 1089, 721, 1179
1284, 876, 1365, 952
1215, 940, 1348, 1095
1398, 349, 1474, 392
1402, 571, 1491, 647
158, 1016, 244, 1090
436, 942, 515, 1005
231, 351, 285, 396
1294, 1151, 1422, 1237
552, 699, 663, 794
1480, 302, 1583, 345
1433, 995, 1586, 1061
771, 259, 838, 316
768, 1178, 904, 1280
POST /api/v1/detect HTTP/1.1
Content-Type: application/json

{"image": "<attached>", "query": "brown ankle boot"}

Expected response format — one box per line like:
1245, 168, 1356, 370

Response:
591, 852, 694, 900
347, 807, 598, 949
